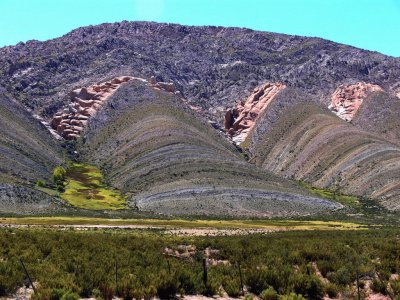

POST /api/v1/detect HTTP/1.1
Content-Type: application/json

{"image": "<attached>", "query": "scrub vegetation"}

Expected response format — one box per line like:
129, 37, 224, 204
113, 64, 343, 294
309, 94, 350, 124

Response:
0, 229, 400, 299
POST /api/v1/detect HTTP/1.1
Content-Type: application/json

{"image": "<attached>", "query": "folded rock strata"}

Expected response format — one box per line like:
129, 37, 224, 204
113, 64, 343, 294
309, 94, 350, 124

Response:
329, 82, 383, 122
51, 76, 184, 140
224, 82, 286, 144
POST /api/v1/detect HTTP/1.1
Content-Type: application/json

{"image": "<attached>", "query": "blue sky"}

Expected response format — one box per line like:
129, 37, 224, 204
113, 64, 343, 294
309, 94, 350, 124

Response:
0, 0, 399, 57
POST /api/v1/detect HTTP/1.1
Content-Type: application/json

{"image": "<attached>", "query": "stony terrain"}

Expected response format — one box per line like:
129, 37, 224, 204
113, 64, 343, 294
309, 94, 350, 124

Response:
77, 81, 340, 216
224, 82, 285, 144
0, 21, 399, 120
0, 89, 68, 214
0, 21, 400, 214
249, 88, 400, 210
329, 82, 383, 121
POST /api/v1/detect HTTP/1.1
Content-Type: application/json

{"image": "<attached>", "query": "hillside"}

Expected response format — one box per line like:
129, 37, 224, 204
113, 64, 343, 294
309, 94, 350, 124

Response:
0, 21, 399, 215
77, 80, 340, 216
248, 88, 400, 210
0, 21, 399, 121
0, 89, 66, 214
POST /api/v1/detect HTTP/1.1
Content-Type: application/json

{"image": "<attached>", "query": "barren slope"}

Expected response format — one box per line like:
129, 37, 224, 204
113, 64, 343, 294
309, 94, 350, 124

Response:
0, 89, 66, 214
77, 81, 340, 216
249, 89, 400, 210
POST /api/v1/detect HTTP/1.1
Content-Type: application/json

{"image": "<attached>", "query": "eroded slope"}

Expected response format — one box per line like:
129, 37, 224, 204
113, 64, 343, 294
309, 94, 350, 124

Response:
224, 82, 285, 144
250, 89, 400, 210
329, 82, 383, 121
78, 81, 340, 216
0, 89, 66, 214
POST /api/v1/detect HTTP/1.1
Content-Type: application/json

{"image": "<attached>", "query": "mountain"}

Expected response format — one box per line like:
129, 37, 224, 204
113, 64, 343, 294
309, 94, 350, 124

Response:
0, 88, 66, 214
0, 21, 399, 215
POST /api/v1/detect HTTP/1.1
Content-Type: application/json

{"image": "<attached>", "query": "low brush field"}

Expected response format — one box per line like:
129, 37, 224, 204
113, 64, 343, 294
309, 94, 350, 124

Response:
1, 228, 400, 300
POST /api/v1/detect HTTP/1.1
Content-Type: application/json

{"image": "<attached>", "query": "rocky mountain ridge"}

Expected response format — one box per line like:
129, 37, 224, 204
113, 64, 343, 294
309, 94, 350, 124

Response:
1, 21, 400, 215
1, 21, 399, 119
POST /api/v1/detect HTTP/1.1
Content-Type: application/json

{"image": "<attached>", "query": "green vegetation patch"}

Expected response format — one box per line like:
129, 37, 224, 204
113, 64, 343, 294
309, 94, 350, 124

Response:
61, 163, 126, 210
298, 181, 360, 208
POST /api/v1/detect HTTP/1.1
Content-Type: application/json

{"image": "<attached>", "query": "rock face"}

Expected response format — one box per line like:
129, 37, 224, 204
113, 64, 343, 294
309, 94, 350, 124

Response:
1, 21, 399, 128
329, 82, 383, 121
224, 82, 286, 144
51, 76, 135, 140
51, 76, 182, 140
79, 80, 341, 217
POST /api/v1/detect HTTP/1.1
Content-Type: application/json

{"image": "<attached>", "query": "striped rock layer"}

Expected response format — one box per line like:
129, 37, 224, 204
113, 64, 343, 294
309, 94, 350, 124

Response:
329, 82, 383, 122
250, 99, 400, 211
51, 76, 182, 140
78, 80, 341, 217
224, 82, 286, 144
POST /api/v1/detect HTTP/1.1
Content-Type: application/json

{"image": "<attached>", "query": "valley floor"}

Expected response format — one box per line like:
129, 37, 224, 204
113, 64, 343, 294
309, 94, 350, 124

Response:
0, 218, 399, 300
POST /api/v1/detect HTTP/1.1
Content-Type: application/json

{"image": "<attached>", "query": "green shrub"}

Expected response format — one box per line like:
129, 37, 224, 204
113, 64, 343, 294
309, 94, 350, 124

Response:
50, 288, 67, 300
156, 272, 179, 299
91, 288, 103, 300
244, 294, 255, 300
324, 283, 339, 298
391, 279, 400, 297
245, 267, 269, 294
201, 276, 221, 297
260, 286, 278, 300
178, 268, 199, 295
52, 166, 66, 191
36, 180, 45, 187
99, 283, 114, 300
292, 275, 323, 300
61, 291, 79, 300
327, 267, 353, 286
371, 278, 387, 295
223, 277, 241, 297
279, 292, 306, 300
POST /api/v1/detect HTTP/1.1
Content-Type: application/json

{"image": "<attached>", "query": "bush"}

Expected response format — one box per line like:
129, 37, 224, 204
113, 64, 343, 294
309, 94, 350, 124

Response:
61, 291, 79, 300
36, 180, 45, 187
99, 283, 114, 300
390, 279, 400, 297
91, 288, 103, 300
327, 267, 353, 286
50, 288, 67, 300
156, 273, 179, 299
245, 267, 269, 294
371, 278, 387, 295
52, 166, 66, 191
178, 268, 199, 295
279, 292, 306, 300
324, 283, 339, 298
223, 277, 241, 297
243, 294, 255, 300
260, 286, 278, 300
201, 277, 220, 297
292, 275, 324, 300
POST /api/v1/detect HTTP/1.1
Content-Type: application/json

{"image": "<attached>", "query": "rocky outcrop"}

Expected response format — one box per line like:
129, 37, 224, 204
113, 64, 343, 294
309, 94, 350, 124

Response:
329, 82, 383, 122
51, 76, 183, 140
224, 82, 286, 144
51, 76, 136, 140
